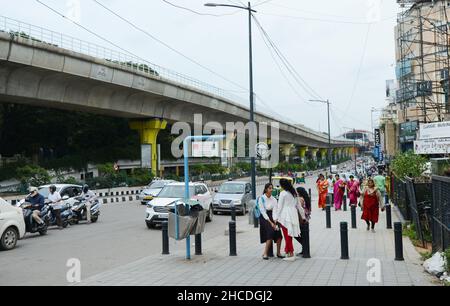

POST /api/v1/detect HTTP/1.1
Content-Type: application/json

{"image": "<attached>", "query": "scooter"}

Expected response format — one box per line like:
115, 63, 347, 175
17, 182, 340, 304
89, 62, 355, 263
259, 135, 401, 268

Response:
43, 200, 72, 228
18, 200, 49, 236
69, 197, 101, 225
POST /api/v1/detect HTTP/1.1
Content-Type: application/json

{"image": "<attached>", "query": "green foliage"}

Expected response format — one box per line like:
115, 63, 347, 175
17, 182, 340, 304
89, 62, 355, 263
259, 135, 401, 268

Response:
87, 164, 154, 189
392, 150, 428, 179
420, 251, 433, 261
445, 248, 450, 273
15, 164, 51, 187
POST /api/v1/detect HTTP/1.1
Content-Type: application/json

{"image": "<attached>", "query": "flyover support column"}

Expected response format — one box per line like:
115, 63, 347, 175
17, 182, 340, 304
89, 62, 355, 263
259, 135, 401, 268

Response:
299, 147, 308, 164
281, 144, 295, 163
319, 148, 327, 167
309, 148, 319, 162
130, 119, 168, 176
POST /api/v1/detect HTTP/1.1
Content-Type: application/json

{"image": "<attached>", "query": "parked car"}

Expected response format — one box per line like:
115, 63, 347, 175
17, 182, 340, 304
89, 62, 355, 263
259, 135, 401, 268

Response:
38, 184, 83, 206
212, 181, 252, 215
145, 182, 213, 229
0, 197, 26, 251
138, 180, 175, 205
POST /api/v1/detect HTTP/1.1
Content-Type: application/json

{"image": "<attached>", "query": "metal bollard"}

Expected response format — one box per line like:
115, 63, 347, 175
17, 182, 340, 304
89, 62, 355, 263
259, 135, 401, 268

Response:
231, 205, 236, 222
340, 222, 349, 260
301, 222, 311, 259
229, 221, 237, 256
343, 195, 347, 211
394, 222, 404, 261
254, 214, 259, 228
326, 204, 331, 229
308, 188, 312, 200
195, 234, 202, 256
162, 221, 169, 255
386, 204, 392, 229
351, 205, 357, 229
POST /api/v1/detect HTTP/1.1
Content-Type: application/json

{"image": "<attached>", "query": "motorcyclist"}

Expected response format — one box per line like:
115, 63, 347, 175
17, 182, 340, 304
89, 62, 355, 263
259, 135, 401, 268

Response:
81, 184, 98, 223
26, 187, 46, 228
48, 185, 63, 229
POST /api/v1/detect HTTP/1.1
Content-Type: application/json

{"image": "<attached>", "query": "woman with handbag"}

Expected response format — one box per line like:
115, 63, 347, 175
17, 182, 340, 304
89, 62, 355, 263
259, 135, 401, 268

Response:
258, 183, 283, 260
360, 178, 385, 233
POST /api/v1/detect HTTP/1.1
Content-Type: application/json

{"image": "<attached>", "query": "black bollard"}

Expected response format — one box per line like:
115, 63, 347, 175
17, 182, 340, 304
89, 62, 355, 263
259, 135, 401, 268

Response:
308, 188, 312, 200
231, 205, 236, 222
340, 222, 349, 260
394, 222, 404, 261
229, 221, 237, 256
351, 205, 357, 229
195, 234, 202, 256
162, 221, 169, 255
343, 195, 347, 211
326, 204, 331, 229
253, 213, 259, 228
386, 204, 392, 229
301, 222, 311, 259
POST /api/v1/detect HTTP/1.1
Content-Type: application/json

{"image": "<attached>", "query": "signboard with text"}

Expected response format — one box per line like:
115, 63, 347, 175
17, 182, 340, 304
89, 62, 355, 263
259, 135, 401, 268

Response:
141, 144, 152, 169
419, 121, 450, 140
192, 141, 220, 158
414, 138, 450, 155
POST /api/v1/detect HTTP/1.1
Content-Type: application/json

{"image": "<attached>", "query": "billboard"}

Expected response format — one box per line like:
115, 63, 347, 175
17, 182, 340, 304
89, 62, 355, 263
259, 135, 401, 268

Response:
192, 141, 220, 158
399, 121, 419, 143
414, 138, 450, 154
419, 121, 450, 140
141, 144, 152, 169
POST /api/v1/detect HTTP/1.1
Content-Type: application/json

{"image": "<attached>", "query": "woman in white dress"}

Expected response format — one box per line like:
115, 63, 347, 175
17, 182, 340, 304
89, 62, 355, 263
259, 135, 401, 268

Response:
274, 179, 302, 261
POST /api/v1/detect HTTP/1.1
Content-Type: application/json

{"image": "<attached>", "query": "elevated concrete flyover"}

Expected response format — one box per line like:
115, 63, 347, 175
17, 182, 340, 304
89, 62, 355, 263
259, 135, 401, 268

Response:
0, 26, 352, 150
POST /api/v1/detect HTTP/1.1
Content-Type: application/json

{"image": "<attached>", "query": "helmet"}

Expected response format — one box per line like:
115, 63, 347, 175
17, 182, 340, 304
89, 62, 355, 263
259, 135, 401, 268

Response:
49, 185, 57, 193
83, 184, 89, 193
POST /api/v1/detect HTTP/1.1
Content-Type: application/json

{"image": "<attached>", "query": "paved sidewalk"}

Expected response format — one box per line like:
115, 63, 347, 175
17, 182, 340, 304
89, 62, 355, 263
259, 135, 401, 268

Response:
78, 180, 438, 286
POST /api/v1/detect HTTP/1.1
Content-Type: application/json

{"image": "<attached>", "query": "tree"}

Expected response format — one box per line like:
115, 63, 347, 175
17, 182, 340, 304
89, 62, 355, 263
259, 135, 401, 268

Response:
391, 150, 428, 179
16, 164, 51, 187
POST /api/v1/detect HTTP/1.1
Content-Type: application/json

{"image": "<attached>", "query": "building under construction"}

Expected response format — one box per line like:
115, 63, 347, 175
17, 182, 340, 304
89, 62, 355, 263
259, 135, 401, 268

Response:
396, 0, 450, 124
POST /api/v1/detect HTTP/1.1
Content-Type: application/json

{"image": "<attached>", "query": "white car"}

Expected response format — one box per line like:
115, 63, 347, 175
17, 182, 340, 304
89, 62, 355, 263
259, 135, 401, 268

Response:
145, 182, 213, 229
38, 184, 83, 206
0, 197, 26, 251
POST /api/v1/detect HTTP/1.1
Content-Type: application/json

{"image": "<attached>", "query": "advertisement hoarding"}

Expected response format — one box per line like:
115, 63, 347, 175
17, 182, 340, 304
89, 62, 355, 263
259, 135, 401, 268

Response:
419, 121, 450, 140
414, 138, 450, 155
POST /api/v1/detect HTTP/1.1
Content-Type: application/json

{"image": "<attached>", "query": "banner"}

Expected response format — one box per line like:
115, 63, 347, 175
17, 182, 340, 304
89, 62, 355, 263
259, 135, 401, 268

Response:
419, 121, 450, 140
414, 138, 450, 155
374, 129, 381, 147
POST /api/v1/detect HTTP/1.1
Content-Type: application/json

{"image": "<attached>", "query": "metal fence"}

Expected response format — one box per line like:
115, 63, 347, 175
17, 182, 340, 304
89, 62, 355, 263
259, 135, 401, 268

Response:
431, 175, 450, 252
391, 174, 411, 220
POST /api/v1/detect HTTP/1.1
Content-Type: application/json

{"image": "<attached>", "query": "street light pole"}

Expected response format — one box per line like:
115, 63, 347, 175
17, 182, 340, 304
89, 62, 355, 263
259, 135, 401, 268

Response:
205, 2, 257, 199
309, 99, 332, 174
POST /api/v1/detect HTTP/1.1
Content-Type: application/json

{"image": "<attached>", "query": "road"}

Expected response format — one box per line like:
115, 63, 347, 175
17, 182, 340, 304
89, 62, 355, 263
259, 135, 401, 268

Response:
0, 161, 354, 286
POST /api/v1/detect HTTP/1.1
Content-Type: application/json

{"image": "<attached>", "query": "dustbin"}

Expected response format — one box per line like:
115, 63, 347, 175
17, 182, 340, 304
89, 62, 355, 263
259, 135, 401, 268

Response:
168, 203, 208, 240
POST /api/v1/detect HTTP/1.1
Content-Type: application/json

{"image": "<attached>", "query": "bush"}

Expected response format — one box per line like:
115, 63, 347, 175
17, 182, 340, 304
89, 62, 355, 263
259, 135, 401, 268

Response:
16, 164, 51, 187
392, 150, 428, 179
445, 248, 450, 273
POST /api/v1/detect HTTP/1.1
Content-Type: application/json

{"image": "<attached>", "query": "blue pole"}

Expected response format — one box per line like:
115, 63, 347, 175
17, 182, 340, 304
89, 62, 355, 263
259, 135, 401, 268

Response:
182, 135, 225, 260
183, 138, 190, 260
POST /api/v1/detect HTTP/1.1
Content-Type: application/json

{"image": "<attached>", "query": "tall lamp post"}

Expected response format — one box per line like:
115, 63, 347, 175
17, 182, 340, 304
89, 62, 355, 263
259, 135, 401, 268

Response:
309, 99, 332, 174
205, 2, 257, 200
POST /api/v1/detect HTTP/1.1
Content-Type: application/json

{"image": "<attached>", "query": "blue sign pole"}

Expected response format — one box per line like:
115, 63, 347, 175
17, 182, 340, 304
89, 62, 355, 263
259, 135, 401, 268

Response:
182, 134, 225, 260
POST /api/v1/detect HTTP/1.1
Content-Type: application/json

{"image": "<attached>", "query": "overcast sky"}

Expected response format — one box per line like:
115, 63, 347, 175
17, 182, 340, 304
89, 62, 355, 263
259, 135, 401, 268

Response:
2, 0, 400, 136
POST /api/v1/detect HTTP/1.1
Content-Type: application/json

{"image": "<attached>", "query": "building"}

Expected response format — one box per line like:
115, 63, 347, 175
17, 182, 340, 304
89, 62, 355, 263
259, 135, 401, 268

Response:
396, 0, 450, 125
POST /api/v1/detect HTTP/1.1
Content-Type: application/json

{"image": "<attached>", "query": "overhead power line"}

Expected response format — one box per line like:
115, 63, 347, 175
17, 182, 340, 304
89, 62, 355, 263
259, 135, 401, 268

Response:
161, 0, 240, 16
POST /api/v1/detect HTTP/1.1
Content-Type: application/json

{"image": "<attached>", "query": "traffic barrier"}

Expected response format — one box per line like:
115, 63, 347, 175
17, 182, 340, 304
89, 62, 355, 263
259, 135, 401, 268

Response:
386, 204, 392, 229
351, 206, 357, 229
301, 222, 311, 259
162, 221, 170, 255
195, 234, 202, 256
394, 222, 404, 261
326, 204, 331, 229
340, 222, 349, 260
229, 221, 237, 256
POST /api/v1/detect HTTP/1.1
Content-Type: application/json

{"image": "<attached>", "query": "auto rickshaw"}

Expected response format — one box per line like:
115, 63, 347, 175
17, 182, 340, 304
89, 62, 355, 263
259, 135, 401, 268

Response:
270, 176, 294, 200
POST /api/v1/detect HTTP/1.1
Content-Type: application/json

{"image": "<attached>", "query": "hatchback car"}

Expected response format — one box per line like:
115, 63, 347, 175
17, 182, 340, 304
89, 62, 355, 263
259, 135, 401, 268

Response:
138, 180, 175, 205
212, 181, 252, 215
0, 197, 26, 251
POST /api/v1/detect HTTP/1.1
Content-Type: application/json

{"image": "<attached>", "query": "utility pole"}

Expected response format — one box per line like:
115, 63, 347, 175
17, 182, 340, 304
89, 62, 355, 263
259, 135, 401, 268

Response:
309, 99, 332, 174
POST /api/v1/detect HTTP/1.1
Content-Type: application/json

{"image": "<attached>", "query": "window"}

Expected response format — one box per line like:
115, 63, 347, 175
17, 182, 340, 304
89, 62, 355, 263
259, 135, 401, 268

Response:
200, 186, 208, 194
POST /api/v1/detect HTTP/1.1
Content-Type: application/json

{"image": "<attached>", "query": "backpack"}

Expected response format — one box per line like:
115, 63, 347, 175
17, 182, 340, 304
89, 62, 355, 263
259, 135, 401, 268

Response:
254, 196, 265, 218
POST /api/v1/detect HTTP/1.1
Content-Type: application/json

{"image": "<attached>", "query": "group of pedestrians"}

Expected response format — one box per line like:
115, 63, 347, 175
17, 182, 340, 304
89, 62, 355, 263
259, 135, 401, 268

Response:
257, 179, 311, 261
314, 169, 388, 232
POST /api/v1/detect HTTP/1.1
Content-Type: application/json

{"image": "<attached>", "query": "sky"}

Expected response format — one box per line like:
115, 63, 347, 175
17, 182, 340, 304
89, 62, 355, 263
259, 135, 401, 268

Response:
1, 0, 401, 137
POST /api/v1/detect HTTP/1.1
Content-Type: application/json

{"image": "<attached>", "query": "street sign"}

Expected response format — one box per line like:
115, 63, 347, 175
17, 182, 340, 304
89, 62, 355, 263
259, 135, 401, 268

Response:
141, 144, 152, 169
192, 141, 220, 158
255, 142, 270, 160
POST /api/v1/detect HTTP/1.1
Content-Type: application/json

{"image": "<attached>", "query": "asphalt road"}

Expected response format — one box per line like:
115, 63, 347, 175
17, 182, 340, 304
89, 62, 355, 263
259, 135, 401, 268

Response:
0, 161, 354, 286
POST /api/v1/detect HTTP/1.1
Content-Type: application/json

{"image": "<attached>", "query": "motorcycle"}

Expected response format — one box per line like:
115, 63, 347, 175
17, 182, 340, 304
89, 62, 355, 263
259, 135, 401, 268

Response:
42, 199, 72, 229
18, 200, 49, 236
69, 197, 101, 225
